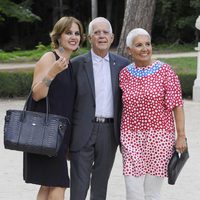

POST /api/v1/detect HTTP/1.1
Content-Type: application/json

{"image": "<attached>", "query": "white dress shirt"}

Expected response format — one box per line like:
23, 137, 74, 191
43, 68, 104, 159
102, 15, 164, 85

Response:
91, 50, 114, 118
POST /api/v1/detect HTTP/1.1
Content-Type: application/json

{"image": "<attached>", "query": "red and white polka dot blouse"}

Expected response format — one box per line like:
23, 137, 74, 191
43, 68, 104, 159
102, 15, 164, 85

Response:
119, 60, 183, 177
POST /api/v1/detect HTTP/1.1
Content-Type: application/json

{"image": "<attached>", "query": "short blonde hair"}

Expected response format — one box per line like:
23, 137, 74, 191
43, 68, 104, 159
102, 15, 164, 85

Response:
126, 28, 151, 48
50, 16, 84, 49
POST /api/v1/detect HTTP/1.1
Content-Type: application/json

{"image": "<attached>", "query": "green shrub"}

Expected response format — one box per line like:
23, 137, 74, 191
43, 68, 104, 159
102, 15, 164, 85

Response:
0, 54, 197, 98
0, 46, 89, 63
177, 72, 196, 99
160, 57, 197, 98
0, 71, 33, 97
153, 43, 195, 54
0, 70, 196, 98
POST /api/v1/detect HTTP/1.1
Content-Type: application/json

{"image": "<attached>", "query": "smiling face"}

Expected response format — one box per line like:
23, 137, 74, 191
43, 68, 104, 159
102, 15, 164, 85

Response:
128, 35, 152, 67
59, 22, 81, 52
89, 22, 114, 57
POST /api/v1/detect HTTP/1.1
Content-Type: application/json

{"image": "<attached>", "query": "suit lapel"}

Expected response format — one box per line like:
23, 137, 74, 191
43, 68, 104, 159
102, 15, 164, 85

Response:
109, 53, 118, 96
83, 52, 95, 100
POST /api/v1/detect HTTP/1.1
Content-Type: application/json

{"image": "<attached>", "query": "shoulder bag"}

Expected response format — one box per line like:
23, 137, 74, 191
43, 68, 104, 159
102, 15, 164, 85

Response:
3, 92, 70, 157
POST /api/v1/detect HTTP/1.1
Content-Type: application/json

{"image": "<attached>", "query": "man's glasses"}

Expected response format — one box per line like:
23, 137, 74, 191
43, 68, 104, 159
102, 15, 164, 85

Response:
93, 30, 110, 36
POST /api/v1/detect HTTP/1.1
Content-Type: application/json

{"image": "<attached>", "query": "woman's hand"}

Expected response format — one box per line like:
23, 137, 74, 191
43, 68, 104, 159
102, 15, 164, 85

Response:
48, 56, 69, 79
175, 136, 187, 153
31, 52, 70, 101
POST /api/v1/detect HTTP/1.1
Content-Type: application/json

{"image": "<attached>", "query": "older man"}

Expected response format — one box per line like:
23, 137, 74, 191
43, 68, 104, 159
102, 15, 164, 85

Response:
70, 17, 130, 200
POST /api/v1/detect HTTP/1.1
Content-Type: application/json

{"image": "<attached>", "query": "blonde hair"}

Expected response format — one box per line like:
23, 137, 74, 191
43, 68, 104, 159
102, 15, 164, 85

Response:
50, 16, 84, 49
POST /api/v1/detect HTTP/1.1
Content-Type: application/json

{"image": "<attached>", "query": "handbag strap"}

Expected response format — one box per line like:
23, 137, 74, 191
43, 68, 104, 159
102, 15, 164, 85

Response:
21, 90, 49, 123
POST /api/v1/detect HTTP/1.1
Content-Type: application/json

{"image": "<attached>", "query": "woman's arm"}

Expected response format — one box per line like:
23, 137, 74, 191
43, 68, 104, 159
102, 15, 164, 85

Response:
32, 52, 68, 101
173, 106, 187, 153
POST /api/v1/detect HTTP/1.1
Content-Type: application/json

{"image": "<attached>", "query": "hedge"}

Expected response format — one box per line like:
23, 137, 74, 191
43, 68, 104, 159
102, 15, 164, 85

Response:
177, 72, 196, 99
0, 71, 33, 97
0, 70, 197, 98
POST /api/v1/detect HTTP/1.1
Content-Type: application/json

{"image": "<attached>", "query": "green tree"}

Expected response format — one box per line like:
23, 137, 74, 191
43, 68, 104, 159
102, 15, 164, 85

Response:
0, 0, 40, 22
152, 0, 200, 43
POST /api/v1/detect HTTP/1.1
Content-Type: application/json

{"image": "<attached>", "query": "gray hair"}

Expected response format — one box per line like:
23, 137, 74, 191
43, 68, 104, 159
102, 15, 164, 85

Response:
126, 28, 151, 48
88, 17, 113, 35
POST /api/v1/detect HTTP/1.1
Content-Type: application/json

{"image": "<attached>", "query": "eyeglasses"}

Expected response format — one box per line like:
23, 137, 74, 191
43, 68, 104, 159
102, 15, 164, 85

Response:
92, 30, 110, 36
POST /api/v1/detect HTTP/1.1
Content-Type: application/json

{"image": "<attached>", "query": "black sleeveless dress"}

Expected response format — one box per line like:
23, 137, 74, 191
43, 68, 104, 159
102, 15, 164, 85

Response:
23, 52, 75, 187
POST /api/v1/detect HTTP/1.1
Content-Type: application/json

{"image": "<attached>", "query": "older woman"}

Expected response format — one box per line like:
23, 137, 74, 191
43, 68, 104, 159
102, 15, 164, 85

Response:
119, 28, 187, 200
23, 16, 84, 200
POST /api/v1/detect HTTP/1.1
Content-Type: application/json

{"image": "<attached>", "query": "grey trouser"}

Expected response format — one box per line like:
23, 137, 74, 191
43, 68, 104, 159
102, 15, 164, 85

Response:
70, 122, 118, 200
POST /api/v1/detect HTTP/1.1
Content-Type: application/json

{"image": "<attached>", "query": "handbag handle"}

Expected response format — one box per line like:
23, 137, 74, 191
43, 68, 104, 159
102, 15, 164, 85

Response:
21, 90, 49, 124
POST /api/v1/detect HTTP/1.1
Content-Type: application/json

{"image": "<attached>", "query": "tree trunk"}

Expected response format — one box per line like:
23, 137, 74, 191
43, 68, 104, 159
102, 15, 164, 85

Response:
112, 0, 126, 46
106, 0, 113, 22
117, 0, 156, 57
91, 0, 98, 19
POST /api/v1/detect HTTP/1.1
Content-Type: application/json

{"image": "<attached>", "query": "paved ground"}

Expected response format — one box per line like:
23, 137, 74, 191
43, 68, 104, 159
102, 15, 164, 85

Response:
0, 98, 200, 200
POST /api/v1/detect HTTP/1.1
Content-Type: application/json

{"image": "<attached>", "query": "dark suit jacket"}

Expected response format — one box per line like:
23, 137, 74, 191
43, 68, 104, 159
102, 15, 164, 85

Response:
70, 51, 130, 151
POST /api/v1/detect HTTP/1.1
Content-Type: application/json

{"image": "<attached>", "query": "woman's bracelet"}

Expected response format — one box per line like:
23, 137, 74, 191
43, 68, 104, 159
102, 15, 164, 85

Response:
42, 76, 53, 87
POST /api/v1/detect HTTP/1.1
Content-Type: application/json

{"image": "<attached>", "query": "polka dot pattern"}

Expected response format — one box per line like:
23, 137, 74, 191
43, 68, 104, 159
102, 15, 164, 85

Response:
119, 60, 183, 177
127, 62, 162, 77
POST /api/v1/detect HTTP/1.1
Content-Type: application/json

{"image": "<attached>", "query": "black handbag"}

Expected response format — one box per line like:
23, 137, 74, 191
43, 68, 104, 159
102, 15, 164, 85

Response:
3, 92, 70, 157
168, 145, 189, 185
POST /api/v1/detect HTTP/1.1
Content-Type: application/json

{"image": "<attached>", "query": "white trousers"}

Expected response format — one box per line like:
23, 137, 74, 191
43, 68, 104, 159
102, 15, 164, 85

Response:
124, 175, 164, 200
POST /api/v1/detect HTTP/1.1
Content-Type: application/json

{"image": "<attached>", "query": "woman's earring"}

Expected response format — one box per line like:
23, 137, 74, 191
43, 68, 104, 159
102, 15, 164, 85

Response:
58, 39, 64, 53
58, 46, 64, 53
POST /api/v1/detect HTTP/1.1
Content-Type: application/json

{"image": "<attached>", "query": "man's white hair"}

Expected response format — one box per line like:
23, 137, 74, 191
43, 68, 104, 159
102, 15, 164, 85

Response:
126, 28, 151, 48
88, 17, 112, 35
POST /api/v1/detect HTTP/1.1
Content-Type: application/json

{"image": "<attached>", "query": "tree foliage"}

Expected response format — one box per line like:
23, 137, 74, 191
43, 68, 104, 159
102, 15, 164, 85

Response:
0, 0, 40, 23
152, 0, 200, 43
0, 0, 199, 51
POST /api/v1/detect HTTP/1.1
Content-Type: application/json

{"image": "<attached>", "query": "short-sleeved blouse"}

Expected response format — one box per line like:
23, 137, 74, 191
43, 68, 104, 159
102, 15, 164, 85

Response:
119, 60, 183, 177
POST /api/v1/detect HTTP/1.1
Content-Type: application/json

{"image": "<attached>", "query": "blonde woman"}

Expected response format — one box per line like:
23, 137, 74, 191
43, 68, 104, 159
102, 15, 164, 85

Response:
23, 16, 84, 200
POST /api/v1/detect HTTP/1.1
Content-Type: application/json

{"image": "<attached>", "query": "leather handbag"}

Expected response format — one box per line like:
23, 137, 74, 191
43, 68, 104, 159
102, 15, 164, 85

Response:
168, 144, 189, 185
3, 92, 70, 157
